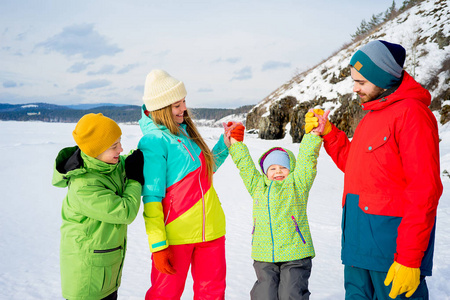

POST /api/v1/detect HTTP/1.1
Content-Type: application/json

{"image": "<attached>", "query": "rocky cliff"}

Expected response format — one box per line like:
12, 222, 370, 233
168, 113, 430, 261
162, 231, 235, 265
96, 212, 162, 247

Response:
246, 0, 449, 142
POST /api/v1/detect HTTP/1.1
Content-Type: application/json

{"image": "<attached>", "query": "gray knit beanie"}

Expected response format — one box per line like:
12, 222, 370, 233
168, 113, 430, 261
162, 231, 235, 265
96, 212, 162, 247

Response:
350, 40, 406, 89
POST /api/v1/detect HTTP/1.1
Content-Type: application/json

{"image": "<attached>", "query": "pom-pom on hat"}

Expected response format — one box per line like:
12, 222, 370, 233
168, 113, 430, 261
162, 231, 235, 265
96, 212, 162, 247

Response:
350, 40, 406, 89
261, 149, 291, 175
72, 113, 122, 158
143, 69, 187, 112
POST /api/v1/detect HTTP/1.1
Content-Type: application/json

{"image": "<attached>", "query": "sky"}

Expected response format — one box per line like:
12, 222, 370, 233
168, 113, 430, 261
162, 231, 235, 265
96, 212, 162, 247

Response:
0, 0, 402, 108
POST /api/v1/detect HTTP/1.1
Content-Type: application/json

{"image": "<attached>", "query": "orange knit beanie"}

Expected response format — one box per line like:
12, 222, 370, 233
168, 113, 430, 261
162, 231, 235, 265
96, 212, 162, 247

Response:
72, 113, 122, 158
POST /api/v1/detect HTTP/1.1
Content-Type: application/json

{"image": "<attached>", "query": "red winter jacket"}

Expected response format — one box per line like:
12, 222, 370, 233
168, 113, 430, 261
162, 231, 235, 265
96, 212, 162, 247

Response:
323, 72, 442, 273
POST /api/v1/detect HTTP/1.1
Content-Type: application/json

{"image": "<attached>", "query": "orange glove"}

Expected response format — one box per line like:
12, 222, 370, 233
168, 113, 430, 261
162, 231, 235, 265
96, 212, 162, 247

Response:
223, 121, 245, 142
384, 261, 420, 298
152, 247, 176, 275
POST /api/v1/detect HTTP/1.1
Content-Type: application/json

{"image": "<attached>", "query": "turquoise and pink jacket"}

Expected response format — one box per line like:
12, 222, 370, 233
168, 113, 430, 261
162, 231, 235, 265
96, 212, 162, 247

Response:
138, 107, 229, 252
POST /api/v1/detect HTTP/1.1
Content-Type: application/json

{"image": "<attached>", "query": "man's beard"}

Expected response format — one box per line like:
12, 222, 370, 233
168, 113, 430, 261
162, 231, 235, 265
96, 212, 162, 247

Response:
358, 86, 386, 104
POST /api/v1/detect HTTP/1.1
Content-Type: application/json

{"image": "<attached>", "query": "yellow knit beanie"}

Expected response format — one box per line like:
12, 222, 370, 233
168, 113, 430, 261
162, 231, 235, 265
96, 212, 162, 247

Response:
72, 113, 122, 158
142, 69, 187, 111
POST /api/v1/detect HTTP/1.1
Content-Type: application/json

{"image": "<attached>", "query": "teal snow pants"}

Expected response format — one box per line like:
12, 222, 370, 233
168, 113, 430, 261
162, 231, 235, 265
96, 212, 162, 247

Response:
344, 265, 429, 299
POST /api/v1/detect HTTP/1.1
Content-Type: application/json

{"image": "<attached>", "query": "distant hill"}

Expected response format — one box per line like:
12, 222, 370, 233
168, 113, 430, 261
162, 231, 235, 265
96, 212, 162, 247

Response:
0, 102, 253, 124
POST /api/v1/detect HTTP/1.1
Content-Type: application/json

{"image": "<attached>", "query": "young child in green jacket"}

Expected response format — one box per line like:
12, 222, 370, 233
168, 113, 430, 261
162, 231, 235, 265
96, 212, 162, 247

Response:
52, 113, 144, 300
226, 123, 322, 300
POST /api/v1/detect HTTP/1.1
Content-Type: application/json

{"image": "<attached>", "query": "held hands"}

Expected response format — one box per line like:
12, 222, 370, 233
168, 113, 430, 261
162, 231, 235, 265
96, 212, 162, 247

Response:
152, 247, 176, 275
125, 149, 145, 185
384, 261, 420, 298
223, 121, 245, 144
304, 108, 331, 136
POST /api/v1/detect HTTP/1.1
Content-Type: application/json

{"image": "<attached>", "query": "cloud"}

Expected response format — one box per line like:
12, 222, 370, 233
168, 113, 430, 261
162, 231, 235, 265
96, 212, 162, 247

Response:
3, 80, 17, 88
133, 85, 144, 92
67, 61, 93, 73
231, 66, 252, 81
37, 24, 122, 59
76, 79, 111, 90
212, 57, 241, 64
117, 63, 139, 74
87, 65, 115, 75
261, 60, 291, 71
198, 88, 213, 93
15, 31, 27, 41
155, 50, 170, 57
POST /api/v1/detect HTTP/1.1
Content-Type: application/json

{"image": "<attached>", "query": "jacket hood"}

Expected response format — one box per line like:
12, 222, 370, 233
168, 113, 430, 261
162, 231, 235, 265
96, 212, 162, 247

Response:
258, 147, 296, 174
52, 146, 121, 188
139, 105, 162, 135
361, 71, 431, 112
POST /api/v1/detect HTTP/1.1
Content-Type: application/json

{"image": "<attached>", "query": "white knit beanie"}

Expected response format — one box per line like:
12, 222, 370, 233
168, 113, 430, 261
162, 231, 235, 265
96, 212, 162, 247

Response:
142, 69, 187, 111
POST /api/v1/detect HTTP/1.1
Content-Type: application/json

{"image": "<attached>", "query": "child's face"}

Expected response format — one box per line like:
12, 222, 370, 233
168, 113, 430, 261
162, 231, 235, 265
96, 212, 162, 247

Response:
266, 164, 290, 181
96, 137, 123, 164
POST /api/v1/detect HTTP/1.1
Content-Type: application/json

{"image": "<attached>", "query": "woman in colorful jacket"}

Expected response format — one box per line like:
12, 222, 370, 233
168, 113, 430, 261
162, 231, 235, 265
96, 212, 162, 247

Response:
138, 70, 230, 299
52, 113, 143, 300
227, 126, 322, 299
305, 40, 443, 299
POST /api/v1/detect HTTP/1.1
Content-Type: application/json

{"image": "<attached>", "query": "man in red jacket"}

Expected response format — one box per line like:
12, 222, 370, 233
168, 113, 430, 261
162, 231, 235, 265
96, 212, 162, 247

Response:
306, 40, 442, 299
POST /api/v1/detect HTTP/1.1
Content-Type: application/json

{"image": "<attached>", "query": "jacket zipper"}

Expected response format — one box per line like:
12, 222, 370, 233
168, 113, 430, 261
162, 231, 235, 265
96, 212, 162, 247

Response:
267, 181, 275, 261
291, 216, 306, 244
199, 161, 206, 242
251, 218, 256, 245
178, 139, 195, 161
93, 245, 122, 253
164, 198, 173, 225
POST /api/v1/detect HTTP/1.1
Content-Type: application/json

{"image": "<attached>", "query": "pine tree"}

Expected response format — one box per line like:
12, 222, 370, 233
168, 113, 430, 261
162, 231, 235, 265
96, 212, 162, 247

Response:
368, 13, 383, 28
383, 0, 397, 21
351, 19, 369, 39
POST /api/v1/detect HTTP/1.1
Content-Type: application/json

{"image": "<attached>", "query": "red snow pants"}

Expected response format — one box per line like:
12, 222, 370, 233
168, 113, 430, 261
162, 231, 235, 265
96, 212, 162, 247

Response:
145, 236, 226, 300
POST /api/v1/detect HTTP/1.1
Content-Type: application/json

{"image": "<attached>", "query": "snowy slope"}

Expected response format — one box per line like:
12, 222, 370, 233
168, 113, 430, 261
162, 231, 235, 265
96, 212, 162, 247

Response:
0, 120, 449, 299
251, 0, 449, 124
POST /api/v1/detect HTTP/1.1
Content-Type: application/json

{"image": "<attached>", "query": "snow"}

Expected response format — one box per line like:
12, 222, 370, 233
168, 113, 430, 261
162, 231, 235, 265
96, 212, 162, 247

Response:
20, 104, 39, 108
1, 120, 449, 299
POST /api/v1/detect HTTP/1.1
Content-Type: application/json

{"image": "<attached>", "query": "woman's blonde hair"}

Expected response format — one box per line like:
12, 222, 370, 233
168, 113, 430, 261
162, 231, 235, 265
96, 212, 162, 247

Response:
149, 105, 215, 182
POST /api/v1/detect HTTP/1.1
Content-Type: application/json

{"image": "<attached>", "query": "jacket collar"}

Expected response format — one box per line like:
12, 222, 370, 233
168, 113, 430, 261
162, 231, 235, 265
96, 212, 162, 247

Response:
81, 151, 119, 174
361, 71, 431, 111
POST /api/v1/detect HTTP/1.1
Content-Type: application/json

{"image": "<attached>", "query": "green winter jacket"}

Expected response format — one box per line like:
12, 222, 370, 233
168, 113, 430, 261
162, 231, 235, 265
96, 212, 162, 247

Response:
52, 146, 141, 300
229, 134, 322, 262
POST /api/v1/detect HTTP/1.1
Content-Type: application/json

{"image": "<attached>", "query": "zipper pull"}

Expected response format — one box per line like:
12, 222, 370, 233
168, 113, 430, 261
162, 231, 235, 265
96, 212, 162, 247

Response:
291, 216, 306, 244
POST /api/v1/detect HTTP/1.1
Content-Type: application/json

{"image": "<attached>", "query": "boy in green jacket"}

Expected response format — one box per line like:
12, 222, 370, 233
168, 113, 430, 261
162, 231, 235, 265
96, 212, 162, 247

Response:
52, 113, 144, 300
226, 123, 322, 300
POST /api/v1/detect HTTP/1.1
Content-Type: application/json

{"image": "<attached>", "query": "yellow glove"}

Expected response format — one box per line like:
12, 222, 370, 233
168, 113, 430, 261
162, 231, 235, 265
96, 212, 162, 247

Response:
384, 261, 420, 299
304, 108, 332, 135
304, 111, 319, 133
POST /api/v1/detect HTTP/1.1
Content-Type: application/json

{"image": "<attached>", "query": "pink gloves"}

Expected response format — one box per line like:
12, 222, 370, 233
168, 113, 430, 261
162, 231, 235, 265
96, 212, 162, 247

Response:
223, 121, 245, 142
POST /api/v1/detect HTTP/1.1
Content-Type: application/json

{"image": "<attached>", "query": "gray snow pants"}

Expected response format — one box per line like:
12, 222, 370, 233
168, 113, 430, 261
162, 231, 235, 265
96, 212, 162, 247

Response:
250, 257, 312, 300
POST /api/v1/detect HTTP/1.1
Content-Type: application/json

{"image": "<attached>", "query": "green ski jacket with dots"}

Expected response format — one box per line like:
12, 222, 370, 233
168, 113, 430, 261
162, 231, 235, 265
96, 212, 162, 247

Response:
229, 133, 322, 262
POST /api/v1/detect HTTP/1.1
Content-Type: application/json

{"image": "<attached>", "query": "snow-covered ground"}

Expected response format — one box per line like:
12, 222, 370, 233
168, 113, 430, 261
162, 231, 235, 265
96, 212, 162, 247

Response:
0, 120, 449, 299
